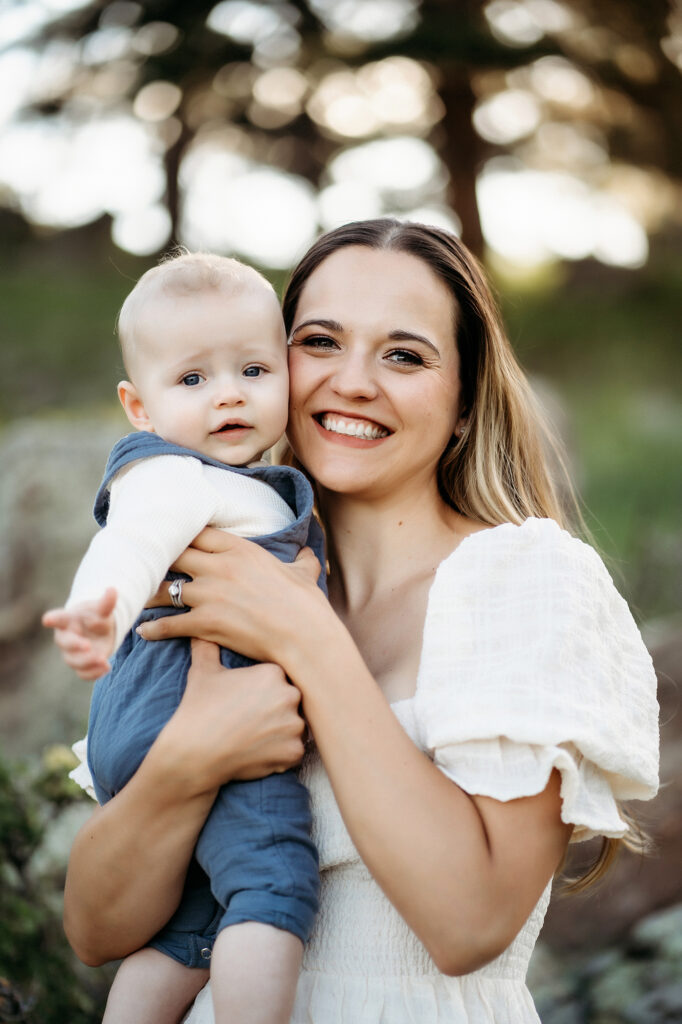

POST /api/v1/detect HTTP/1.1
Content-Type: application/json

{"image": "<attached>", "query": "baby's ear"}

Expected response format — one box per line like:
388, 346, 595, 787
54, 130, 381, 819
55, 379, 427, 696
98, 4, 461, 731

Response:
117, 381, 154, 433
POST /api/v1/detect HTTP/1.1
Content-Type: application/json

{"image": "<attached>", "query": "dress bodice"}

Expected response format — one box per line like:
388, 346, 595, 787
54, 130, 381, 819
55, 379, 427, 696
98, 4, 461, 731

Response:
299, 700, 552, 985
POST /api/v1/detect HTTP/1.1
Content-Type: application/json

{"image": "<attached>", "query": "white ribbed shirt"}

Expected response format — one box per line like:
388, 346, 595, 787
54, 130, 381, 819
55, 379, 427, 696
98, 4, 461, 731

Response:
67, 454, 294, 651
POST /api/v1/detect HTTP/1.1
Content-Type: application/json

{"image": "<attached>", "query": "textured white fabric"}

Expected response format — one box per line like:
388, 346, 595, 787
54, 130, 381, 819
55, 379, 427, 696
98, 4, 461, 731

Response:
66, 454, 294, 649
69, 738, 96, 800
413, 518, 659, 843
72, 517, 660, 1023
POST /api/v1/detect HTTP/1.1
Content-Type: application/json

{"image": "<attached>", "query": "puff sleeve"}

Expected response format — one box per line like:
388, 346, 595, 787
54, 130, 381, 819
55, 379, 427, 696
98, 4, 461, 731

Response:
414, 518, 659, 842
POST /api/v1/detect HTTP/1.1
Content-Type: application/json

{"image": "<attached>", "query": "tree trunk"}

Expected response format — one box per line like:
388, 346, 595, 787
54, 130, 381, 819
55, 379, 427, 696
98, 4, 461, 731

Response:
438, 69, 485, 257
163, 116, 193, 246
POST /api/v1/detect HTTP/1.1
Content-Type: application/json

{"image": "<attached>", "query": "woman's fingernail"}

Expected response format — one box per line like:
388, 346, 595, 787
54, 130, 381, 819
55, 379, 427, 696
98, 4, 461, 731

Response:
136, 626, 146, 637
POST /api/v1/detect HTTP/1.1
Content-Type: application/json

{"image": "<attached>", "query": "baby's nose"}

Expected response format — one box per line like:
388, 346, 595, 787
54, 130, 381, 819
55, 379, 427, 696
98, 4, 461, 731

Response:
213, 380, 245, 406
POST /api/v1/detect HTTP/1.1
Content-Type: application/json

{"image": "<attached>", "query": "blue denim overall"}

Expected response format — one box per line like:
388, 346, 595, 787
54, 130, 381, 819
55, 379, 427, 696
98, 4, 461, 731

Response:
87, 432, 323, 966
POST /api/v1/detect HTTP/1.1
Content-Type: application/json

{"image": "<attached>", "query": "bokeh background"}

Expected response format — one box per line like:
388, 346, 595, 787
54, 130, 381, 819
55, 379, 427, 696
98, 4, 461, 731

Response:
0, 1, 680, 1021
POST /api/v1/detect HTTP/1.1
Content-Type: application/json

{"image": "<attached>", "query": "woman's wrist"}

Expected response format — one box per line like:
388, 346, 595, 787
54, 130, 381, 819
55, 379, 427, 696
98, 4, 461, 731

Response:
145, 723, 221, 802
281, 595, 365, 707
276, 583, 344, 683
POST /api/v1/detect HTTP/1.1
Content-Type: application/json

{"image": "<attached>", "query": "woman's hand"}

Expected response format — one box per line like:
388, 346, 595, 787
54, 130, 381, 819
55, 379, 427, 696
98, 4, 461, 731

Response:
138, 528, 326, 667
153, 639, 307, 794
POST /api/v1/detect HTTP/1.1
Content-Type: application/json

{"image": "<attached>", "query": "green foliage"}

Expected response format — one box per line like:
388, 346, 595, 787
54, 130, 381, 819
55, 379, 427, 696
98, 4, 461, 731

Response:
498, 253, 682, 619
0, 750, 111, 1024
0, 248, 145, 421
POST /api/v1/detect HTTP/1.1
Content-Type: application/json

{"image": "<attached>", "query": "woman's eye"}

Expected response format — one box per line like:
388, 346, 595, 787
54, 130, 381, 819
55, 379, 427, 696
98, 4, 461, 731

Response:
387, 349, 423, 366
295, 335, 338, 351
181, 373, 204, 387
243, 365, 265, 378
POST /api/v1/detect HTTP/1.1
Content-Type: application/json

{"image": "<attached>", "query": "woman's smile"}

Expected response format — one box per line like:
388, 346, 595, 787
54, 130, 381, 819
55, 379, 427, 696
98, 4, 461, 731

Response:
315, 412, 392, 442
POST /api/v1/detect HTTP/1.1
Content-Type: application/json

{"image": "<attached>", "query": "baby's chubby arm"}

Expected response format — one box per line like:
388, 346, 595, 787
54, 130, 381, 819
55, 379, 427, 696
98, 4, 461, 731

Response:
44, 455, 223, 676
42, 588, 117, 680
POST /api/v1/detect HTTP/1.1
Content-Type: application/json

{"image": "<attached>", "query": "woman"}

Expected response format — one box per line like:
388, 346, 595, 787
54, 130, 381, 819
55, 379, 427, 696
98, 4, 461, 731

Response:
65, 220, 659, 1023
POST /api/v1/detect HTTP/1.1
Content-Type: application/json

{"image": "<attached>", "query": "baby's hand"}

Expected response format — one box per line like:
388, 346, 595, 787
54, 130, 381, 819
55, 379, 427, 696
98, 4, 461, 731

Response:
42, 588, 117, 680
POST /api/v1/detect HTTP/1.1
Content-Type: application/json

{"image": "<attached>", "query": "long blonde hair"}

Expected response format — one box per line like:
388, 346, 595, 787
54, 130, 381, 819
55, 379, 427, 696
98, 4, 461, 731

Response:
281, 218, 647, 888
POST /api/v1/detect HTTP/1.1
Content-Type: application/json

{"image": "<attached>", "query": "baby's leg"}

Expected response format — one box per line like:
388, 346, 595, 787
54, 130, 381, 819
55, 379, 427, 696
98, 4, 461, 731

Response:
103, 947, 209, 1024
210, 922, 302, 1024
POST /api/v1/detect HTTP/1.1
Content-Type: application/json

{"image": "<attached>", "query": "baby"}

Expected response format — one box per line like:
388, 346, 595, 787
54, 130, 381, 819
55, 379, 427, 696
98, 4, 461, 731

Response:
43, 252, 322, 1024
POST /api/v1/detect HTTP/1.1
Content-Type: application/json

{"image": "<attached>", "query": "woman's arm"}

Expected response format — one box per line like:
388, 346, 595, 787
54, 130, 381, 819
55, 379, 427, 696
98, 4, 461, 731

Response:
139, 533, 572, 975
64, 640, 307, 965
287, 621, 571, 974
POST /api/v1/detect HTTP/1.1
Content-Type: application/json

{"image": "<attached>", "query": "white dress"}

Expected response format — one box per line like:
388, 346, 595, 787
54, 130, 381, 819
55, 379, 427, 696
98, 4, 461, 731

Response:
79, 517, 659, 1024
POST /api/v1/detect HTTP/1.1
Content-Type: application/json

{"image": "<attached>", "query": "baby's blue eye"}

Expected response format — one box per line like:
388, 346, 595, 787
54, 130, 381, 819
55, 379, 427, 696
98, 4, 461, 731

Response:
243, 366, 264, 377
182, 373, 203, 387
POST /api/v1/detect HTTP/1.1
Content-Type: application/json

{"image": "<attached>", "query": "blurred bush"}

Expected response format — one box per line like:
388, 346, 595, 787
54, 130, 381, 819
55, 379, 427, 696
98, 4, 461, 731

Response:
0, 747, 111, 1023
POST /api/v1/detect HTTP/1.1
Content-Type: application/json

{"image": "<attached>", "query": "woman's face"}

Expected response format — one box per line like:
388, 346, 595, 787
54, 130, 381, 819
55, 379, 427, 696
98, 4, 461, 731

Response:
286, 245, 465, 504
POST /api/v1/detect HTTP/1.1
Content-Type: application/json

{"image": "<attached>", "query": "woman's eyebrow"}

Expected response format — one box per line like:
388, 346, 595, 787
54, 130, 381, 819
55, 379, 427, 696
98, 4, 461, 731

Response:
389, 329, 440, 355
291, 318, 343, 335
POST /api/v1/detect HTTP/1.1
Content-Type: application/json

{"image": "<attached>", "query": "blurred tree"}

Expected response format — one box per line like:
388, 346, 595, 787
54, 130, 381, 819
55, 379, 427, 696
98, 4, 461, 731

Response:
7, 0, 682, 257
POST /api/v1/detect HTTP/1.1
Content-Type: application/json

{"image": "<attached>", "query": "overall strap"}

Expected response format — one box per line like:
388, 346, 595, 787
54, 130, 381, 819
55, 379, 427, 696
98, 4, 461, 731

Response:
93, 433, 321, 569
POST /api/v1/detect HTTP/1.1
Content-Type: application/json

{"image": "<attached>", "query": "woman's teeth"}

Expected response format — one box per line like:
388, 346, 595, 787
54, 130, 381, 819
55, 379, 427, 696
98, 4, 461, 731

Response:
320, 414, 389, 440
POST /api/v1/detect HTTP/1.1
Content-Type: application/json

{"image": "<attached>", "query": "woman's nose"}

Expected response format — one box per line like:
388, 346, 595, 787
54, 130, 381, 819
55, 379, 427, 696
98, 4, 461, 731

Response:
329, 351, 379, 401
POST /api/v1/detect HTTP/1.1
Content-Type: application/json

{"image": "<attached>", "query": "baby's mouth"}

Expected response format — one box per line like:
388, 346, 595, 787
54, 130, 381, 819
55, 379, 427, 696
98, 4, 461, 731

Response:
317, 413, 390, 440
213, 421, 251, 434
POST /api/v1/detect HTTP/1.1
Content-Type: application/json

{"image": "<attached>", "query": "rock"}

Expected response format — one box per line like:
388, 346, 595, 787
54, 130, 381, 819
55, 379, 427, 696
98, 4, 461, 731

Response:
527, 941, 586, 1023
588, 959, 650, 1018
529, 904, 682, 1024
0, 415, 123, 756
630, 904, 682, 960
623, 983, 682, 1023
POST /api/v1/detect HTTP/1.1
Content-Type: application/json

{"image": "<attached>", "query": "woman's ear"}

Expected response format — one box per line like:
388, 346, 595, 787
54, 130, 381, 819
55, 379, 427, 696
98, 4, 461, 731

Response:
117, 380, 154, 433
454, 412, 469, 439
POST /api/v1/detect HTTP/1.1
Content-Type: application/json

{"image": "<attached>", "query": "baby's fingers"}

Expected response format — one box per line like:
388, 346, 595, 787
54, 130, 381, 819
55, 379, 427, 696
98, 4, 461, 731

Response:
70, 655, 110, 680
42, 607, 72, 630
55, 628, 91, 654
95, 587, 117, 618
60, 639, 110, 679
74, 658, 110, 681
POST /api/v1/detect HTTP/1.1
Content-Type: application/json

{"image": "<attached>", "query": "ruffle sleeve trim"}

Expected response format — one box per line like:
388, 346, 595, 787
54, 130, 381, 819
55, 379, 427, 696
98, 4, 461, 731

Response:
433, 737, 631, 842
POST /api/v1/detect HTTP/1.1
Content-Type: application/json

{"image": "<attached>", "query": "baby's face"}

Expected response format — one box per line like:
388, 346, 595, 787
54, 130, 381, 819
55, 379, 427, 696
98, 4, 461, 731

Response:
127, 285, 289, 465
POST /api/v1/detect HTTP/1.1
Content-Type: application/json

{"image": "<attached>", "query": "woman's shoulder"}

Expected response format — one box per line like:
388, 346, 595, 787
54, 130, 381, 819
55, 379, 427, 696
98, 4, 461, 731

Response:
420, 514, 657, 745
444, 515, 593, 562
434, 516, 610, 609
427, 516, 657, 700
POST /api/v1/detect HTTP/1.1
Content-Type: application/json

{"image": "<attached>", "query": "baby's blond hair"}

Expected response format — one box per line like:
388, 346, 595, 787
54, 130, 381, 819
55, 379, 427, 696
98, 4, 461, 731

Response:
117, 250, 275, 375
